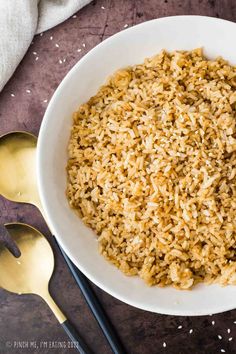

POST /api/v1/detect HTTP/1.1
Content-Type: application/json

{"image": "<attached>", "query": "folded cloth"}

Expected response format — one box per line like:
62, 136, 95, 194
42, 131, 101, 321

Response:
0, 0, 91, 92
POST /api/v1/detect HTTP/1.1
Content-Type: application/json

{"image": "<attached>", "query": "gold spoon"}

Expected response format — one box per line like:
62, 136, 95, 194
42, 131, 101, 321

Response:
0, 131, 126, 354
0, 222, 91, 354
0, 131, 42, 212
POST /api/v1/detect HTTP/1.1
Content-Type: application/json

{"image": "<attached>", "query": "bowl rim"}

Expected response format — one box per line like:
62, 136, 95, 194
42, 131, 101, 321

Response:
37, 15, 236, 316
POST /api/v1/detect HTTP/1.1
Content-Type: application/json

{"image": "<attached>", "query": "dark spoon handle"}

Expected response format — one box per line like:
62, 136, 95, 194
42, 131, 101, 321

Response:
55, 238, 126, 354
61, 319, 93, 354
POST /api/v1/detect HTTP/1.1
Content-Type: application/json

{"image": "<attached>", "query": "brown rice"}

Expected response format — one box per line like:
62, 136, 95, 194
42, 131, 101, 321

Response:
67, 48, 236, 289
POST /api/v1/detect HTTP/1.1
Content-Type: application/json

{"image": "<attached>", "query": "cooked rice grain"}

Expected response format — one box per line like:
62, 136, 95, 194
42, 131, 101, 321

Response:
67, 48, 236, 289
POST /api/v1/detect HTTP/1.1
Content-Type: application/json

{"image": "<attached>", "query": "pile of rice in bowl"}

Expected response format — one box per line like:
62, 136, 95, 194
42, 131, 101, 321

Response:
67, 48, 236, 289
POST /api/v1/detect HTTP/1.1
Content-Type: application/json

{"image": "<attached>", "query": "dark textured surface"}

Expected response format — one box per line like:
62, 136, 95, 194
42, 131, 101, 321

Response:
1, 1, 236, 353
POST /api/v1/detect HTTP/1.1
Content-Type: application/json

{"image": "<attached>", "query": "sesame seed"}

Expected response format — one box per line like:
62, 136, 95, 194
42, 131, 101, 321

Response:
33, 51, 37, 55
82, 43, 86, 48
229, 337, 233, 341
212, 321, 215, 325
178, 325, 182, 329
101, 6, 105, 9
72, 15, 77, 18
43, 99, 48, 103
50, 36, 53, 40
63, 58, 66, 62
40, 32, 43, 36
10, 93, 15, 97
124, 24, 128, 28
35, 57, 39, 61
77, 48, 81, 52
59, 59, 63, 64
163, 342, 166, 348
234, 321, 236, 324
227, 329, 231, 334
221, 350, 225, 353
26, 89, 31, 93
55, 43, 59, 48
189, 329, 193, 334
218, 335, 222, 340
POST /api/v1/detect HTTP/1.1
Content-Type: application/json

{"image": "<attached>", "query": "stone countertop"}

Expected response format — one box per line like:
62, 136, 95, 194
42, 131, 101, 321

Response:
0, 1, 236, 353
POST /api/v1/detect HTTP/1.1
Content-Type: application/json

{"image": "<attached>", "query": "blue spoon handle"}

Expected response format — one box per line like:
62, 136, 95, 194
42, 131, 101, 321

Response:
61, 319, 93, 354
54, 237, 126, 354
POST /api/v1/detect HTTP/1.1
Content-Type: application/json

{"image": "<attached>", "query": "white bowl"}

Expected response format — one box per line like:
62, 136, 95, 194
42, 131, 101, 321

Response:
37, 15, 236, 316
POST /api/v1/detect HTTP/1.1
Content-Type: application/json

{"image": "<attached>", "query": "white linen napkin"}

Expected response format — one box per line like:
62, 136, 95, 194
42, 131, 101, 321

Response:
0, 0, 91, 92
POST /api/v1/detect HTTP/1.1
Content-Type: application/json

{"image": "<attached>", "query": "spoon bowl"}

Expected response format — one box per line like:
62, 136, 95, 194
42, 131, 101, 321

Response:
0, 131, 41, 210
0, 222, 91, 354
0, 223, 53, 296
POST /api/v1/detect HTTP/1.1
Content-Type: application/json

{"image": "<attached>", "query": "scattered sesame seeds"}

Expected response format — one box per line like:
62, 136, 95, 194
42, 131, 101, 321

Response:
26, 89, 31, 94
218, 335, 222, 340
212, 321, 215, 326
229, 337, 233, 341
43, 99, 48, 103
221, 350, 225, 353
59, 59, 63, 64
178, 325, 182, 329
55, 43, 59, 48
82, 43, 86, 48
33, 51, 37, 55
10, 93, 15, 97
50, 36, 53, 40
227, 329, 231, 334
77, 48, 82, 52
72, 15, 77, 18
163, 342, 166, 348
189, 329, 193, 334
35, 56, 39, 61
124, 24, 128, 28
101, 6, 105, 9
